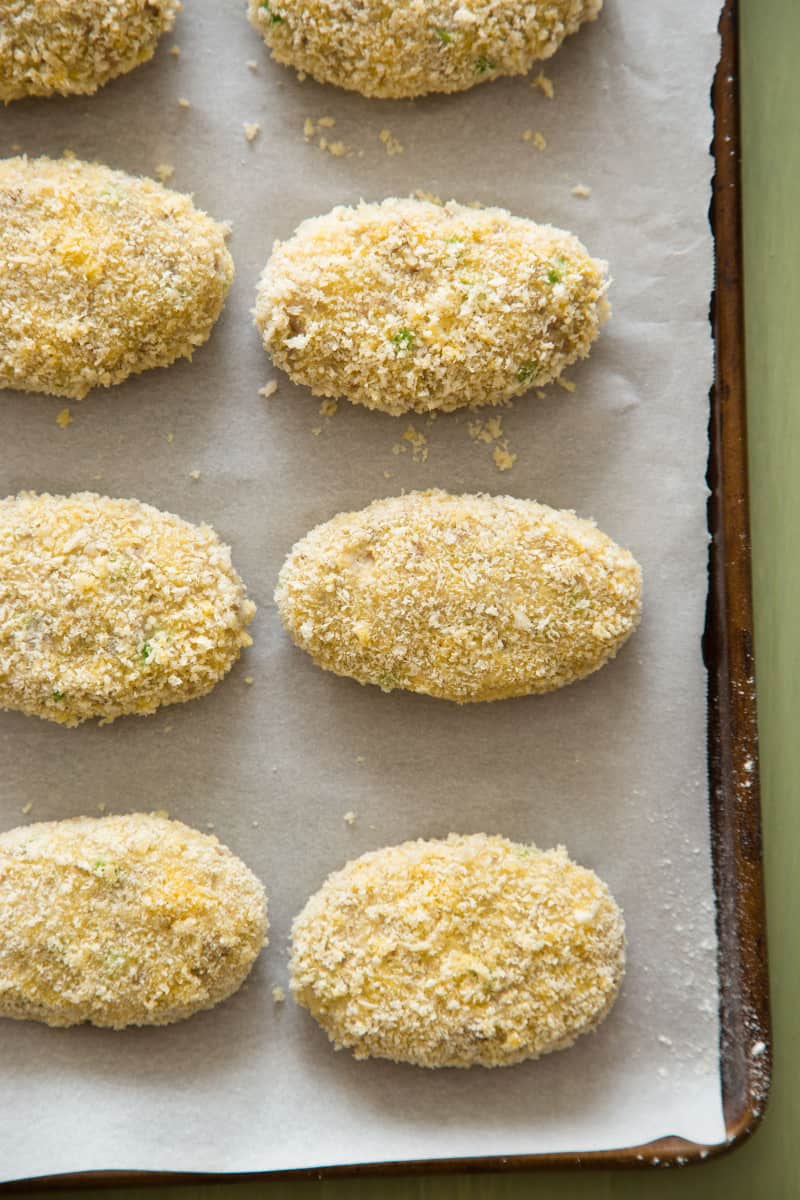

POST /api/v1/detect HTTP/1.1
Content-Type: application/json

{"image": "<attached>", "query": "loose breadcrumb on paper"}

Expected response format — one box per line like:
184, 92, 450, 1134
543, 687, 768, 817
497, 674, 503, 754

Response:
55, 408, 73, 428
522, 129, 533, 142
272, 985, 286, 1003
533, 131, 547, 151
311, 426, 323, 436
320, 139, 348, 157
319, 398, 338, 417
317, 116, 336, 128
414, 190, 442, 205
244, 676, 255, 685
20, 803, 32, 815
154, 163, 174, 183
343, 811, 357, 825
303, 117, 316, 139
259, 381, 278, 399
168, 44, 181, 57
572, 183, 592, 198
492, 443, 517, 471
189, 469, 201, 480
178, 97, 191, 108
531, 70, 555, 99
244, 122, 261, 143
246, 60, 259, 71
402, 424, 429, 463
165, 431, 175, 443
379, 129, 404, 156
557, 377, 577, 393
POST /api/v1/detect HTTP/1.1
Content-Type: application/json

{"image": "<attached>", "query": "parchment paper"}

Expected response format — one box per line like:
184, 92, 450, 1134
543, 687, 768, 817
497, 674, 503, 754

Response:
0, 0, 726, 1180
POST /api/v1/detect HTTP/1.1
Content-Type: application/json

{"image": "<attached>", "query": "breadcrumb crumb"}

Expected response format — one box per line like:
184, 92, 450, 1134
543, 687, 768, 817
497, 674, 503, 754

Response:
557, 377, 577, 392
178, 97, 191, 108
533, 131, 547, 151
572, 183, 592, 198
343, 811, 357, 825
168, 43, 180, 56
531, 70, 555, 98
244, 122, 261, 143
492, 443, 517, 471
402, 424, 429, 463
259, 380, 279, 399
55, 407, 73, 428
379, 128, 404, 156
272, 985, 286, 1003
154, 163, 174, 182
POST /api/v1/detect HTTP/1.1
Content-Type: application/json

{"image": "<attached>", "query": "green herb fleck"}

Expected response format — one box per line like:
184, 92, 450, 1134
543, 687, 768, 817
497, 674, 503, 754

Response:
52, 690, 66, 701
547, 268, 562, 284
391, 329, 415, 352
140, 640, 154, 664
516, 361, 538, 384
474, 55, 495, 74
435, 28, 452, 44
261, 2, 283, 23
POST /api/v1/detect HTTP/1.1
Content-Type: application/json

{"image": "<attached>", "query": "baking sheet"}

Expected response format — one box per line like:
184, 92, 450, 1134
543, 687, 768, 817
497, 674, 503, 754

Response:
0, 0, 726, 1180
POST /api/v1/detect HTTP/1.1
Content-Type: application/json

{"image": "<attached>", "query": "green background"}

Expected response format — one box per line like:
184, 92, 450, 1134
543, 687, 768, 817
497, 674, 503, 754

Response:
11, 2, 798, 1196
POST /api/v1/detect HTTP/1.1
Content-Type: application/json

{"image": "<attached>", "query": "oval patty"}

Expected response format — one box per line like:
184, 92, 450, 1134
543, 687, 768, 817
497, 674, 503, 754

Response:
291, 833, 624, 1068
0, 813, 268, 1028
0, 491, 255, 725
255, 197, 609, 416
0, 0, 178, 102
0, 156, 233, 399
248, 0, 601, 100
275, 490, 641, 703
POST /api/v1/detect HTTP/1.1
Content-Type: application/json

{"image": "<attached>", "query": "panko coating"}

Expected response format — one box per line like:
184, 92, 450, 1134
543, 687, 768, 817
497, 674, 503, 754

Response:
0, 156, 234, 400
0, 814, 268, 1028
291, 833, 625, 1068
0, 491, 256, 726
248, 0, 601, 100
0, 0, 178, 102
275, 490, 641, 703
255, 197, 609, 416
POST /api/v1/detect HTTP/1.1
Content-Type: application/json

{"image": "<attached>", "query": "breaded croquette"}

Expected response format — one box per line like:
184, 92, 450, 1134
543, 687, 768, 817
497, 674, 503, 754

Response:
0, 814, 268, 1028
0, 492, 255, 725
0, 0, 179, 102
248, 0, 601, 100
0, 156, 233, 399
255, 198, 609, 416
291, 833, 624, 1067
275, 490, 641, 703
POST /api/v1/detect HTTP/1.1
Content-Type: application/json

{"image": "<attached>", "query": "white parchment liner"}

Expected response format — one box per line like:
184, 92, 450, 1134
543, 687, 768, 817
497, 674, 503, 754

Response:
0, 0, 726, 1178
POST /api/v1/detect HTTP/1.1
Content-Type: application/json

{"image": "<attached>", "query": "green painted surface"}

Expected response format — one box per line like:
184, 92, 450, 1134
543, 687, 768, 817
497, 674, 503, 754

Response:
10, 3, 799, 1196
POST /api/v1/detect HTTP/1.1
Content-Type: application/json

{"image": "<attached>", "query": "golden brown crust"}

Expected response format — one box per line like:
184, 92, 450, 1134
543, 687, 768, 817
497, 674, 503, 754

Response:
275, 490, 641, 703
0, 814, 268, 1028
0, 156, 233, 400
0, 0, 179, 102
255, 197, 609, 416
0, 492, 256, 725
291, 833, 624, 1068
248, 0, 602, 100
